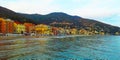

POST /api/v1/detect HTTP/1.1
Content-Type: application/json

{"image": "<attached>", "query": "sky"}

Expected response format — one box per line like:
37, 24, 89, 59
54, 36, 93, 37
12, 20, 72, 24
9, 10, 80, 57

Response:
0, 0, 120, 27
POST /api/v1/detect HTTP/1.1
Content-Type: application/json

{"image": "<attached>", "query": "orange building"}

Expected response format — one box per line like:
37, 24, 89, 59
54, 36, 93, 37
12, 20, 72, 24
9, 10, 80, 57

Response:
14, 21, 25, 34
52, 27, 59, 35
0, 18, 15, 34
0, 18, 6, 34
24, 23, 35, 33
5, 19, 14, 33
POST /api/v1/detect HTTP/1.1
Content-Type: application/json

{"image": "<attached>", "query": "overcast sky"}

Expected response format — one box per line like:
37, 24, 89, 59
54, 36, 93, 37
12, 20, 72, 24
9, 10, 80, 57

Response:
0, 0, 120, 27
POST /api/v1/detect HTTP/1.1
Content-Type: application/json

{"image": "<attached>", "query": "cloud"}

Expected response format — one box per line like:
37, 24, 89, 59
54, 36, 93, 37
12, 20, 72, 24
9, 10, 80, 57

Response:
1, 0, 61, 14
71, 8, 119, 18
69, 0, 120, 18
1, 0, 120, 16
68, 0, 120, 27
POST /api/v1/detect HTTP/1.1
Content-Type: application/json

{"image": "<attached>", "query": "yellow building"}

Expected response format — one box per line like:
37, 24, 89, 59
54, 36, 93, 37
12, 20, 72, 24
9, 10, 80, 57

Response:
14, 23, 26, 34
99, 32, 105, 35
70, 28, 77, 35
115, 32, 119, 35
58, 27, 65, 34
79, 29, 88, 35
35, 24, 51, 35
65, 29, 70, 35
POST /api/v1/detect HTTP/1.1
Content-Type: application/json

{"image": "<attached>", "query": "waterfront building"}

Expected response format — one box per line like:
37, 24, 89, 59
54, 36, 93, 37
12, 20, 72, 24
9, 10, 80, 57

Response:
115, 32, 119, 35
100, 32, 105, 35
70, 28, 77, 35
5, 19, 14, 33
79, 29, 88, 35
58, 27, 65, 35
14, 22, 26, 34
0, 18, 6, 34
35, 24, 50, 35
24, 23, 35, 33
51, 27, 59, 35
0, 18, 14, 34
65, 29, 71, 35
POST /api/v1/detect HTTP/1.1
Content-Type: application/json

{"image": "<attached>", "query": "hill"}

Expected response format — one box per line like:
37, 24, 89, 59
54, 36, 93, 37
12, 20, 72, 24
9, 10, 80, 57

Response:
20, 12, 120, 34
0, 6, 33, 23
0, 6, 120, 34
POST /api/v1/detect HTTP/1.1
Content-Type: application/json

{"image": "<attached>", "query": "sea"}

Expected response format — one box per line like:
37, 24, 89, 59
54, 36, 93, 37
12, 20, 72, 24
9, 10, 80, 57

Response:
0, 35, 120, 60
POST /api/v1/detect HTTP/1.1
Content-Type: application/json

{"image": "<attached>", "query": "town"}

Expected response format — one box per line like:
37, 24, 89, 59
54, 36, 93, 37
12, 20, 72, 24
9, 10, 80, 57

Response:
0, 18, 109, 37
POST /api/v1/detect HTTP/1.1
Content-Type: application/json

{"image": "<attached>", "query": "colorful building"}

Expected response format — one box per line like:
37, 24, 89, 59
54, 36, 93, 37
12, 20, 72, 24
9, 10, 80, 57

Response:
24, 23, 35, 33
58, 27, 66, 35
14, 22, 26, 34
51, 27, 59, 35
5, 19, 14, 33
0, 18, 14, 34
65, 29, 71, 35
0, 18, 6, 34
79, 29, 88, 35
35, 24, 51, 35
70, 28, 77, 35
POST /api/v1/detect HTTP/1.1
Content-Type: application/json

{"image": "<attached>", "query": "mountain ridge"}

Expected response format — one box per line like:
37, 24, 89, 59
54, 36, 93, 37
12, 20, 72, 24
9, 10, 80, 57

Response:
0, 6, 120, 34
0, 6, 34, 23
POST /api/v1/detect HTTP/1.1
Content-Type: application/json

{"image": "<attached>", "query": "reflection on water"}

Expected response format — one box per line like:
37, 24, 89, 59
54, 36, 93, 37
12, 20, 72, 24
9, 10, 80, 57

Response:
0, 35, 120, 60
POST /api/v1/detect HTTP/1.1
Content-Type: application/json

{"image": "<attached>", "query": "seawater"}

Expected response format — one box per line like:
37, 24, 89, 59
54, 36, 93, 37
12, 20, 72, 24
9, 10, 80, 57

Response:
0, 35, 120, 60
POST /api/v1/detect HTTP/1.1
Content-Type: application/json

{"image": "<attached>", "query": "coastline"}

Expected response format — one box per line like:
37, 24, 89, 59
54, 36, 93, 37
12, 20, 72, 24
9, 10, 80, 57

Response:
0, 36, 23, 40
1, 34, 118, 40
0, 35, 90, 40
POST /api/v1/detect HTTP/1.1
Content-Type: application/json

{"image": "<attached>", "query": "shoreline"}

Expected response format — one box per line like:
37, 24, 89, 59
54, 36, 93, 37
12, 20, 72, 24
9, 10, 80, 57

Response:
0, 36, 23, 40
0, 35, 89, 40
0, 34, 119, 40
